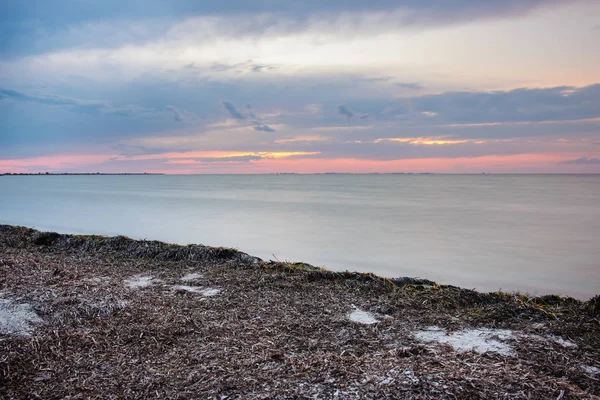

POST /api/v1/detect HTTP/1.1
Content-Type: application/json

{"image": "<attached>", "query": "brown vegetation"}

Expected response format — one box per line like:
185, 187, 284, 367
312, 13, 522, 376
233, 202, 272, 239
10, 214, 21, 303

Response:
1, 225, 598, 399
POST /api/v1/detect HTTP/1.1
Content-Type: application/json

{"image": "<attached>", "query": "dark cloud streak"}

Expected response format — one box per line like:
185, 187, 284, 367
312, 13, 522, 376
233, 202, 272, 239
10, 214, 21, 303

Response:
337, 105, 354, 119
1, 88, 108, 112
562, 157, 600, 165
165, 105, 183, 122
221, 100, 275, 131
396, 82, 423, 90
0, 88, 149, 117
221, 101, 246, 119
254, 124, 276, 132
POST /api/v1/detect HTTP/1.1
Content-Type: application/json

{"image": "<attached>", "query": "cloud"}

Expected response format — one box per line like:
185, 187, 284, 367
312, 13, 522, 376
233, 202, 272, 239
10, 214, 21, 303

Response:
210, 63, 239, 72
396, 82, 423, 90
165, 105, 183, 122
4, 0, 596, 100
388, 84, 600, 125
210, 60, 276, 74
562, 157, 600, 165
1, 88, 110, 114
245, 104, 257, 119
2, 1, 599, 175
2, 77, 600, 173
115, 151, 320, 163
0, 87, 160, 119
374, 137, 472, 145
360, 76, 395, 83
0, 0, 579, 59
163, 155, 271, 164
194, 155, 264, 163
251, 64, 276, 73
3, 83, 599, 154
0, 0, 571, 24
221, 101, 246, 119
275, 136, 326, 144
220, 101, 275, 131
337, 105, 354, 119
254, 124, 276, 132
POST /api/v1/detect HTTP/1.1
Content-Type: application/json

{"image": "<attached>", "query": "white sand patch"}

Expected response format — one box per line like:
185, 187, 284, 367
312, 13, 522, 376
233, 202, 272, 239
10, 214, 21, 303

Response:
201, 288, 221, 297
348, 309, 379, 325
181, 273, 203, 281
124, 275, 154, 289
582, 365, 600, 375
0, 299, 42, 336
172, 285, 203, 293
414, 326, 514, 356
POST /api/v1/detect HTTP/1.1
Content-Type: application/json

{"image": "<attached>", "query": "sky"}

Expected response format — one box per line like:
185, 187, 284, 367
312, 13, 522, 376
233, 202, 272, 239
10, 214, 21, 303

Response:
1, 0, 600, 173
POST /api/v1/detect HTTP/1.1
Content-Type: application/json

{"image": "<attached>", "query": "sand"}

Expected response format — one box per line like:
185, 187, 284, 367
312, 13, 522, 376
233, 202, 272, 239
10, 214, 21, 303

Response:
0, 297, 42, 336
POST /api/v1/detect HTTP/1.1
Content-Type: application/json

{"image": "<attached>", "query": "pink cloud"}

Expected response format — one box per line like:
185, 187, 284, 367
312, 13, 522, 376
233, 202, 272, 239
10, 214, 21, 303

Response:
3, 151, 600, 174
164, 159, 200, 165
159, 153, 599, 174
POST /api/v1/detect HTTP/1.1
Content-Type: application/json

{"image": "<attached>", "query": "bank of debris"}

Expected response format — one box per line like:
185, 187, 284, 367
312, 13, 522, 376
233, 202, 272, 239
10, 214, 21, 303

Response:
1, 225, 598, 399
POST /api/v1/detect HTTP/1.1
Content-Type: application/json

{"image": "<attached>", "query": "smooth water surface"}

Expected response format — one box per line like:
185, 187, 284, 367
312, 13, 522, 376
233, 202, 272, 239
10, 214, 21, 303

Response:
1, 174, 598, 299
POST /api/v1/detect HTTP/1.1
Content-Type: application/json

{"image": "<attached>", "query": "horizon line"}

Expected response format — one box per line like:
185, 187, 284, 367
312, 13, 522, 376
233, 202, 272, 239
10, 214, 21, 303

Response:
2, 172, 600, 176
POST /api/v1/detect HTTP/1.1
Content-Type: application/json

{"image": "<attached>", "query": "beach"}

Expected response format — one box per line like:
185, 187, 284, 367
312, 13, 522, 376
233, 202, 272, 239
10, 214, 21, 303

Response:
3, 0, 600, 397
1, 225, 598, 399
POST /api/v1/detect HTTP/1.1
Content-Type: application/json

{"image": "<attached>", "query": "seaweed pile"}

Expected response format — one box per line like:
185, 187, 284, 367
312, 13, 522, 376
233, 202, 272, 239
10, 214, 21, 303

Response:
1, 225, 260, 263
1, 225, 598, 399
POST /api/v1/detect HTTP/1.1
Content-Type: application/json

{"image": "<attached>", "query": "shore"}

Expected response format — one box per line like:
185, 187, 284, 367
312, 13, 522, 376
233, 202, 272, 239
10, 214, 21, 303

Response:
0, 173, 163, 176
1, 225, 598, 399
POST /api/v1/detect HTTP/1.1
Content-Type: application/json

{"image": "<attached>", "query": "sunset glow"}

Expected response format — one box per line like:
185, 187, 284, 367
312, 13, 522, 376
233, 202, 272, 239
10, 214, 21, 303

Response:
1, 0, 599, 173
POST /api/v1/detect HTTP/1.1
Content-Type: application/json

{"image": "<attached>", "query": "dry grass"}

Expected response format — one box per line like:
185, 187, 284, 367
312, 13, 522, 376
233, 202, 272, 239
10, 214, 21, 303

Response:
0, 225, 598, 399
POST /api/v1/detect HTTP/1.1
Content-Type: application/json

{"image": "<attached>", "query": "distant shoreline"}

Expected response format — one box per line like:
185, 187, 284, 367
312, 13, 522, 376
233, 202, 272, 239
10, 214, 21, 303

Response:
0, 172, 164, 176
2, 172, 599, 176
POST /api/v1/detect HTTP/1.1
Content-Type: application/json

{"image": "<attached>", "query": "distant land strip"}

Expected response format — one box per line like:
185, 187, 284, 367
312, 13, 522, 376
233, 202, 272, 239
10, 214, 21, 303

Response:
0, 172, 163, 176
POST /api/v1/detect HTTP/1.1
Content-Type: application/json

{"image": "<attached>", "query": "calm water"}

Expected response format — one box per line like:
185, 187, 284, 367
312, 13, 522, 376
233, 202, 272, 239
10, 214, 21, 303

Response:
1, 174, 598, 299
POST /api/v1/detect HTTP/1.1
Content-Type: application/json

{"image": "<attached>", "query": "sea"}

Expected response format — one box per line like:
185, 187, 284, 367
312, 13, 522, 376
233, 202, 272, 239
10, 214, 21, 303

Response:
1, 174, 598, 299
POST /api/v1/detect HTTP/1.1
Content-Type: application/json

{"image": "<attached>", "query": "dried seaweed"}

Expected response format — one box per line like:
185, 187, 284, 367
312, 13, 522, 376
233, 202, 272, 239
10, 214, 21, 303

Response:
1, 225, 598, 399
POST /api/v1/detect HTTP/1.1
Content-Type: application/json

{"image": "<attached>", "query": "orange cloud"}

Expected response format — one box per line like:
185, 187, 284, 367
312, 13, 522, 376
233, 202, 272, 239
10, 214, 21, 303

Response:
164, 159, 200, 164
117, 151, 320, 161
274, 136, 327, 144
374, 137, 472, 145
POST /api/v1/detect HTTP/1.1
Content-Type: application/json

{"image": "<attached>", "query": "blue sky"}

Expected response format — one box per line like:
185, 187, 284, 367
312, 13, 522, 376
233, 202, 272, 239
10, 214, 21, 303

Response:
1, 0, 600, 173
